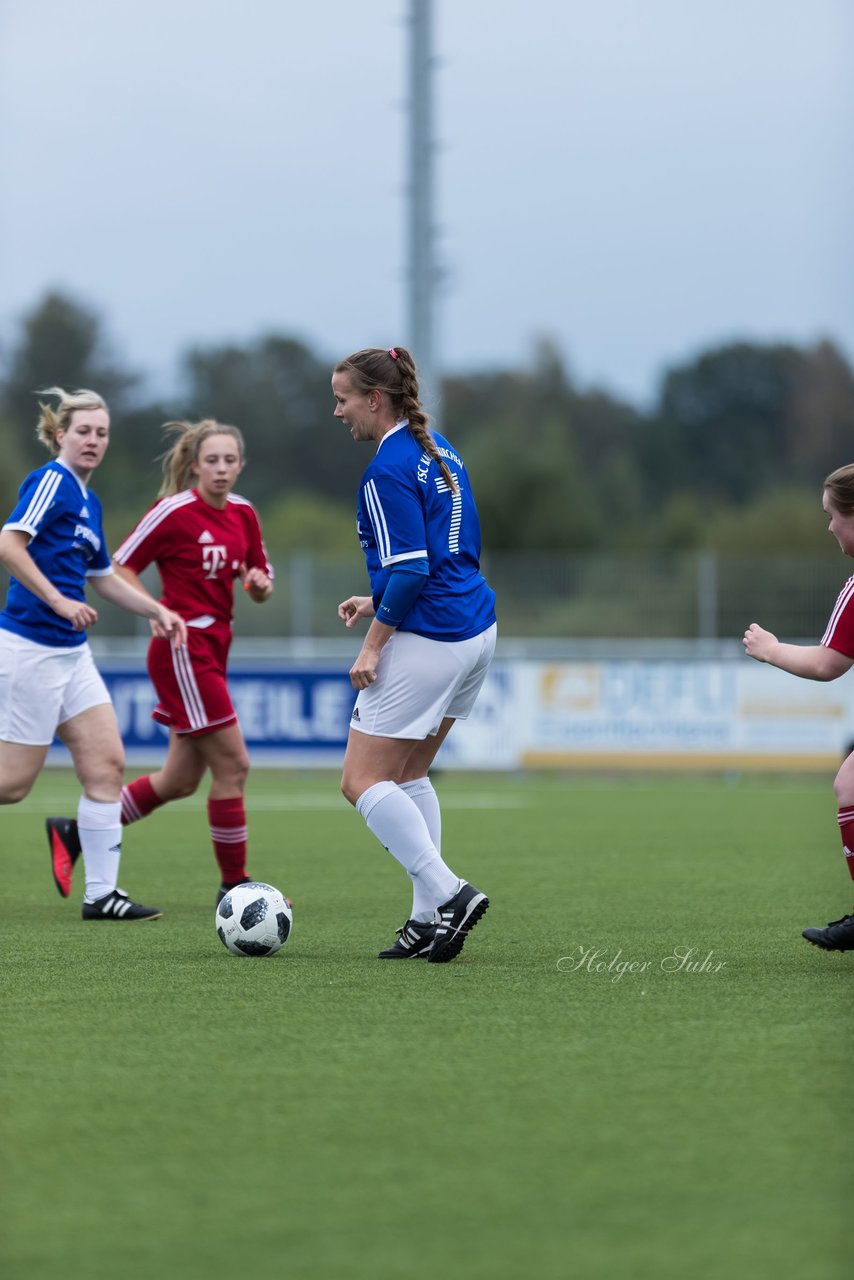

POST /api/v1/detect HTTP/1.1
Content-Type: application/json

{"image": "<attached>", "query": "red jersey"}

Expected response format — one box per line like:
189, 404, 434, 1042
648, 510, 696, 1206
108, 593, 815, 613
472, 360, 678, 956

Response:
821, 575, 854, 657
114, 489, 273, 627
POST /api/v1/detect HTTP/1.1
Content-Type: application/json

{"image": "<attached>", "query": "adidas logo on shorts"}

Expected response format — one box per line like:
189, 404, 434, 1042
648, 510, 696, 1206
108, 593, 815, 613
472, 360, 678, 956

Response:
351, 707, 360, 721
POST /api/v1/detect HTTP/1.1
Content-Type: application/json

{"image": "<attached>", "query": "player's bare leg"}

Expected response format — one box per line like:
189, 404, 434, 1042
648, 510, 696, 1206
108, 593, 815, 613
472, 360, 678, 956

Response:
191, 722, 250, 798
59, 703, 123, 801
146, 729, 209, 802
0, 740, 49, 805
340, 729, 418, 803
399, 716, 455, 782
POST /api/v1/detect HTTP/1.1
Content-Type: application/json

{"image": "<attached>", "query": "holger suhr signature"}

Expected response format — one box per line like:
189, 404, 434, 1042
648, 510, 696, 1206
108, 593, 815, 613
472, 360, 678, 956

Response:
556, 946, 727, 983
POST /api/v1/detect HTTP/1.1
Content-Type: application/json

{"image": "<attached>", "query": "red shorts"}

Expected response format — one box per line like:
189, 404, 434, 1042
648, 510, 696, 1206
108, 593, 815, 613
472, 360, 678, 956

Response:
147, 626, 236, 737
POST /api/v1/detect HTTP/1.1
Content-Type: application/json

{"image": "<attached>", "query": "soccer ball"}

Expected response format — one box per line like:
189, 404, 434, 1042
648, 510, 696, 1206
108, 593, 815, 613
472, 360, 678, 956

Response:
215, 882, 293, 957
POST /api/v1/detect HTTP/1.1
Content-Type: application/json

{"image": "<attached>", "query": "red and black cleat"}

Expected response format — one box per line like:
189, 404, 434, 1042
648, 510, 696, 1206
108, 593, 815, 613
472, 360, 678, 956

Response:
46, 817, 81, 898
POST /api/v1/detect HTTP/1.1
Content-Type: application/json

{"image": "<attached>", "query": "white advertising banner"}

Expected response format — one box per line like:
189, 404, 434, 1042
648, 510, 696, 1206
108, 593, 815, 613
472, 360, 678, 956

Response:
439, 660, 851, 770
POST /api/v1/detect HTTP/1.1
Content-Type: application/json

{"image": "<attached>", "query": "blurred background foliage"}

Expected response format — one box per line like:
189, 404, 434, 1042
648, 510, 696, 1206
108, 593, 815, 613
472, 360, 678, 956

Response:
3, 290, 851, 558
2, 290, 852, 585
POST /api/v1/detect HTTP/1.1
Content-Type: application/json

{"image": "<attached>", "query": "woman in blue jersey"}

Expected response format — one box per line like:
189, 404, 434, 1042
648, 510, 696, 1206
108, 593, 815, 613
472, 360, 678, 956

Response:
332, 345, 497, 963
0, 387, 186, 920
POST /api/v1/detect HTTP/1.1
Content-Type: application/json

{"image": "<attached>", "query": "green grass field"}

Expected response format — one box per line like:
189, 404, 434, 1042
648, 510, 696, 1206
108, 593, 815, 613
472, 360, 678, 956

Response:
1, 769, 849, 1280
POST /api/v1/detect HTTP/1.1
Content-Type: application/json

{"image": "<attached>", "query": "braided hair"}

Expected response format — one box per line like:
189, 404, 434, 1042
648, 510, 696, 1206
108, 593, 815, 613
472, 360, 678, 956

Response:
334, 346, 457, 492
158, 419, 245, 496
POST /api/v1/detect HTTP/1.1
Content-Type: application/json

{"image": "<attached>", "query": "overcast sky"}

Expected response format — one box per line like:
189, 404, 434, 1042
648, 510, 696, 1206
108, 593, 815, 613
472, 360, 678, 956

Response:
1, 0, 851, 408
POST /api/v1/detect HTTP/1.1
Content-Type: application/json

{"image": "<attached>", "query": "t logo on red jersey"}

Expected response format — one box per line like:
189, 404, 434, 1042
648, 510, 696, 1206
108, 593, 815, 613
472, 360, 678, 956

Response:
202, 544, 228, 579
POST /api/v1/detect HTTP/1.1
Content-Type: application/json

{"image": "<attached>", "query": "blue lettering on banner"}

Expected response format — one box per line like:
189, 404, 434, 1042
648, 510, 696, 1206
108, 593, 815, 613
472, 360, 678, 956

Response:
98, 668, 357, 753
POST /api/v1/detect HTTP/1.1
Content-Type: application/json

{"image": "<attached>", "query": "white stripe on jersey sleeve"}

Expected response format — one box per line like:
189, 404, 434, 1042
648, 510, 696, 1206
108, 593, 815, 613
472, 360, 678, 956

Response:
821, 576, 854, 646
363, 479, 429, 568
364, 479, 391, 561
113, 490, 197, 562
383, 550, 428, 567
5, 470, 63, 535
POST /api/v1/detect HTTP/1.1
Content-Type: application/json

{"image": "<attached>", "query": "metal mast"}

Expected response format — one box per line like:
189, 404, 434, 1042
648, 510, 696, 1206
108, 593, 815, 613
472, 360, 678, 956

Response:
407, 0, 440, 420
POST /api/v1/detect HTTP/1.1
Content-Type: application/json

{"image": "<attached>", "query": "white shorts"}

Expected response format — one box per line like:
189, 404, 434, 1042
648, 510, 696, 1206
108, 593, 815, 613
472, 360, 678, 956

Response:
350, 622, 497, 740
0, 630, 112, 746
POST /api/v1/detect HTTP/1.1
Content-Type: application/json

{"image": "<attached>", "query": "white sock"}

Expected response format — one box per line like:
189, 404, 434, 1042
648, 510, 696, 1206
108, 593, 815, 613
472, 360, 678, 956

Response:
408, 872, 439, 922
356, 781, 460, 920
399, 778, 454, 920
399, 777, 442, 851
78, 797, 122, 903
409, 849, 461, 922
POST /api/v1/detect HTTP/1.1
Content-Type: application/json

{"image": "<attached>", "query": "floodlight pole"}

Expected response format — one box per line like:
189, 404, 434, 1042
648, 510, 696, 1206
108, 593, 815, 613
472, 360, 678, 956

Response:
407, 0, 441, 423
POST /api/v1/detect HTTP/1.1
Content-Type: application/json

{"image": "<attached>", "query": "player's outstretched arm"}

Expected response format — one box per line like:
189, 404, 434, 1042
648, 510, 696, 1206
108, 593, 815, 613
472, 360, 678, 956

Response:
743, 622, 853, 681
91, 570, 187, 648
0, 528, 97, 630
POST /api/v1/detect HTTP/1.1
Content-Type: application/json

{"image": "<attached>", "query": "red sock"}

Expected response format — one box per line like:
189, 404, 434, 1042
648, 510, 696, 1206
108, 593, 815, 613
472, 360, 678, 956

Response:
838, 807, 854, 882
121, 776, 164, 826
208, 796, 249, 884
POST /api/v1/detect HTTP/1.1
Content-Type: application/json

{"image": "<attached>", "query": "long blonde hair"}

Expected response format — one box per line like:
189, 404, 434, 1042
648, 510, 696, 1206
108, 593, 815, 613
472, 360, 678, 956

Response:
334, 346, 457, 492
158, 419, 245, 496
35, 387, 108, 455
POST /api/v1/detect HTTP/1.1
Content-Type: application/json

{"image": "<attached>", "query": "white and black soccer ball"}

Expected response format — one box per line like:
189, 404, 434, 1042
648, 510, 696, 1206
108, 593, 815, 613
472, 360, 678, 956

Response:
215, 882, 293, 957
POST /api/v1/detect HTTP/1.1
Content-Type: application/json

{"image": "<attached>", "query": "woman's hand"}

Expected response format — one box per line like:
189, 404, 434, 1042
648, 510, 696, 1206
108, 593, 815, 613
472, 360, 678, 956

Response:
338, 595, 375, 629
241, 565, 274, 603
53, 595, 99, 631
349, 643, 382, 689
743, 623, 777, 662
150, 606, 187, 648
346, 615, 395, 689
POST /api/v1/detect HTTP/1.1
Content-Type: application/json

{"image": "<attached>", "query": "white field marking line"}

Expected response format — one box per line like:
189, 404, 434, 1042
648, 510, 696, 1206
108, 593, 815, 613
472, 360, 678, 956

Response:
23, 793, 527, 813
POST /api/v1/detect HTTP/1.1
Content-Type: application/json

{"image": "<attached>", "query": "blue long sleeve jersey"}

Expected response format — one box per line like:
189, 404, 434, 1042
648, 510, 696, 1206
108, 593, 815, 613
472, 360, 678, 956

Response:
356, 422, 496, 641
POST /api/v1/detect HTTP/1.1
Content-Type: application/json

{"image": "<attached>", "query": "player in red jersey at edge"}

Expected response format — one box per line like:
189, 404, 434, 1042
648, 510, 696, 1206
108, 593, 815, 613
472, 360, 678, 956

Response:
46, 419, 274, 906
744, 463, 854, 952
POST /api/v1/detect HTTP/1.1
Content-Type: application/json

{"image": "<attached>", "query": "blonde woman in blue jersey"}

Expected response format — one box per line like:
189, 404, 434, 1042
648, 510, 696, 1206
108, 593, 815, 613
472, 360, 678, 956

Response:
0, 388, 186, 920
332, 346, 497, 963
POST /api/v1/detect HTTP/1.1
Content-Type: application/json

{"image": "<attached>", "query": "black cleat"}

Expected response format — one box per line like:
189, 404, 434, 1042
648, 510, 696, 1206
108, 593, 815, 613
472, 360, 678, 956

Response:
82, 890, 162, 921
378, 919, 437, 959
46, 817, 81, 898
216, 876, 252, 908
802, 912, 854, 952
427, 882, 489, 964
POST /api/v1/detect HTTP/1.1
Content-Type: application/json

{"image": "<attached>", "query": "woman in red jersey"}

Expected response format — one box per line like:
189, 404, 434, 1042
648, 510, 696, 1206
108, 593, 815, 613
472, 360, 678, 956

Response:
744, 463, 854, 953
47, 419, 274, 905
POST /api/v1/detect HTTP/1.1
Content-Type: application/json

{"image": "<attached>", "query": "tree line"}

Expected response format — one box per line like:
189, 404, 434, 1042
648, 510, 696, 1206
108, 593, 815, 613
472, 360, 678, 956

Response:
2, 290, 853, 556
